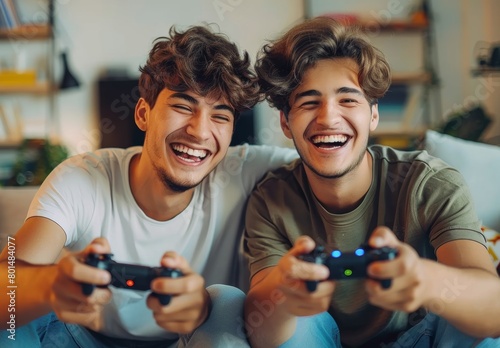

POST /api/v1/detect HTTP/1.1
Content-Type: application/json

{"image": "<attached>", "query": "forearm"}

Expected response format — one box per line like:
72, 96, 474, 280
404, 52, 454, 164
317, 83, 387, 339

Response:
423, 260, 500, 338
0, 260, 57, 328
245, 277, 297, 347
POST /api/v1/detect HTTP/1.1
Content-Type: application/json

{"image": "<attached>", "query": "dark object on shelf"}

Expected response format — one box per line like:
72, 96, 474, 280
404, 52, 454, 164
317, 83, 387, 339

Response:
230, 109, 256, 146
436, 105, 491, 142
98, 76, 144, 148
490, 45, 500, 67
59, 51, 80, 90
7, 138, 69, 186
476, 41, 500, 68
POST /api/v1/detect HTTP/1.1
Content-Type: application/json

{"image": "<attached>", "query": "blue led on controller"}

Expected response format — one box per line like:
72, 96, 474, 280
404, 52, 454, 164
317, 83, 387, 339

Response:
355, 248, 365, 256
331, 250, 342, 258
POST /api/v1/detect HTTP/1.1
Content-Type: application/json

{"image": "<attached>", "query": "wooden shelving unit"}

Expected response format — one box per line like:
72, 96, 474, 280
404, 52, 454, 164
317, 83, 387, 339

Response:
0, 1, 55, 145
360, 15, 439, 149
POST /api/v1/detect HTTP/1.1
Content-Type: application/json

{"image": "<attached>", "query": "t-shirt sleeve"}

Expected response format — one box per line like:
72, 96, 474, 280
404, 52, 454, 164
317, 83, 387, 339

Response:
417, 166, 486, 250
27, 155, 98, 247
243, 182, 294, 279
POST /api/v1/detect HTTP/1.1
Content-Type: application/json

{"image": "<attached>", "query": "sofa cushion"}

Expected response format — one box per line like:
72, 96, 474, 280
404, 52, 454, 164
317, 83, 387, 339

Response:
423, 130, 500, 232
0, 186, 39, 250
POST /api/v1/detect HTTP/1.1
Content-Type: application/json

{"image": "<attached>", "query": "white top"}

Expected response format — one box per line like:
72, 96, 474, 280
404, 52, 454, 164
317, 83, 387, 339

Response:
28, 144, 297, 340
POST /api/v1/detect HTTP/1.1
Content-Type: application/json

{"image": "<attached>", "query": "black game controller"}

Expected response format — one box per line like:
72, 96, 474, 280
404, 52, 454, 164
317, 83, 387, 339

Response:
298, 245, 398, 292
82, 253, 182, 305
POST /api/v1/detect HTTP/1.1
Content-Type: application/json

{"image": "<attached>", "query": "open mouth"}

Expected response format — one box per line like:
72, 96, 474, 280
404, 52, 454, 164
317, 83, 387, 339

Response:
172, 143, 209, 163
311, 134, 349, 149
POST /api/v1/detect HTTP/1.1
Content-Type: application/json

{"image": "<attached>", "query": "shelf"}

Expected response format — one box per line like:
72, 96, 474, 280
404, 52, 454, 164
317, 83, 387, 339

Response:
471, 67, 500, 77
0, 82, 52, 94
0, 25, 51, 40
392, 72, 432, 84
357, 20, 428, 33
371, 127, 426, 137
370, 128, 426, 150
315, 12, 429, 32
0, 140, 22, 149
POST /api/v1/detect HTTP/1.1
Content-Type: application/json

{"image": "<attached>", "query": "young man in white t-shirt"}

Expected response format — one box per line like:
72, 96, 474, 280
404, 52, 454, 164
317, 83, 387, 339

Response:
0, 25, 296, 347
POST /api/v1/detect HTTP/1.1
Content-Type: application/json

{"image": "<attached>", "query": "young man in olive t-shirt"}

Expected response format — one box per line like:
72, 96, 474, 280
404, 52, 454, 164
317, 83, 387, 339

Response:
243, 17, 500, 348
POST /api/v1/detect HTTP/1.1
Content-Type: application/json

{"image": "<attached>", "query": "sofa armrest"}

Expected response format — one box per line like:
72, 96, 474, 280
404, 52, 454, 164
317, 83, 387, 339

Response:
0, 186, 39, 251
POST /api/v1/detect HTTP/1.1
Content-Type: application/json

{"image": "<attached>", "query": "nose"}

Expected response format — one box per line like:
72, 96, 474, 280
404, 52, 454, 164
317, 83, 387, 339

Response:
316, 100, 341, 127
186, 113, 211, 140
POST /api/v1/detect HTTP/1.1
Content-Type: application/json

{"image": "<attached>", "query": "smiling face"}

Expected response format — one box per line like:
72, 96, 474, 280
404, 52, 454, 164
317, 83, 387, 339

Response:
135, 88, 235, 192
281, 58, 379, 181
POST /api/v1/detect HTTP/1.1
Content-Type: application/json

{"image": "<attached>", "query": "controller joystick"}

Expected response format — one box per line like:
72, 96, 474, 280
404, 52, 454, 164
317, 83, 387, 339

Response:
82, 253, 182, 305
298, 244, 398, 292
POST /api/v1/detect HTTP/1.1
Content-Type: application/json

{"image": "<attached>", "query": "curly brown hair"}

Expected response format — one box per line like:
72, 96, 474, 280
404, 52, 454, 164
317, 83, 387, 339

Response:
256, 17, 391, 116
139, 25, 261, 119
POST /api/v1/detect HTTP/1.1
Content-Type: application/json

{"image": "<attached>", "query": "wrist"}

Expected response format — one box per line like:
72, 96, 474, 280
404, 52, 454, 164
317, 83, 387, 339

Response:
199, 289, 212, 327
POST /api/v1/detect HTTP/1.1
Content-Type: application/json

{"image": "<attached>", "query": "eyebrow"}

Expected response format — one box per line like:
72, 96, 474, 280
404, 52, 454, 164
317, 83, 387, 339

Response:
169, 92, 198, 104
293, 86, 364, 103
169, 92, 235, 115
336, 86, 364, 96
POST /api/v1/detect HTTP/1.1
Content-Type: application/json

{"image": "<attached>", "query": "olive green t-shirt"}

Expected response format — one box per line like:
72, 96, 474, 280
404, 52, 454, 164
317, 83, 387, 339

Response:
244, 145, 486, 347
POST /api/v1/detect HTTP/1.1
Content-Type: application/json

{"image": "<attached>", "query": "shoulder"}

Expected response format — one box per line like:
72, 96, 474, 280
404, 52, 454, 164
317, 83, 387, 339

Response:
370, 145, 472, 205
40, 147, 140, 195
225, 143, 297, 163
64, 146, 139, 167
211, 144, 298, 190
370, 145, 447, 168
254, 158, 304, 194
369, 145, 461, 181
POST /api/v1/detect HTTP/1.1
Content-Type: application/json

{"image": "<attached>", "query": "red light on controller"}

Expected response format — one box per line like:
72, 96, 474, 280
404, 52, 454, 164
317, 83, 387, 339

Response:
126, 280, 134, 287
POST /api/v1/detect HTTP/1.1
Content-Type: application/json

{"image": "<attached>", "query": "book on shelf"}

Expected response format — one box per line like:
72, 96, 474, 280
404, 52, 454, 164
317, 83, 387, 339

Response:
0, 0, 21, 30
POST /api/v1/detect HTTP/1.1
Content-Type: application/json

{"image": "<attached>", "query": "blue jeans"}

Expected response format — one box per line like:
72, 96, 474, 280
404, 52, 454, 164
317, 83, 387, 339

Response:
279, 312, 500, 348
0, 284, 250, 348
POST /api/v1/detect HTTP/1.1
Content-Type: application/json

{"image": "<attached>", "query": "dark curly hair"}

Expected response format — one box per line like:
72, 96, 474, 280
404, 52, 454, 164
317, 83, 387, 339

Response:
139, 25, 261, 119
256, 17, 391, 116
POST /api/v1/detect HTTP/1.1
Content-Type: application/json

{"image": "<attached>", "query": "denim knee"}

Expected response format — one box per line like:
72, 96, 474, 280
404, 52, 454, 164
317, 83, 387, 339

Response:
0, 312, 56, 347
391, 313, 500, 348
278, 312, 341, 348
178, 284, 250, 348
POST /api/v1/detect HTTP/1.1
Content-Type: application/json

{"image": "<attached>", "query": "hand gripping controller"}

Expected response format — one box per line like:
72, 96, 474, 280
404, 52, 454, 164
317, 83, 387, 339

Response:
298, 245, 398, 292
82, 253, 182, 305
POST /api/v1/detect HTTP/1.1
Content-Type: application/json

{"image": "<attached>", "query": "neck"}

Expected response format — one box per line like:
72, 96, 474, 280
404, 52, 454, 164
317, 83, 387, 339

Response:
306, 151, 373, 214
129, 153, 195, 221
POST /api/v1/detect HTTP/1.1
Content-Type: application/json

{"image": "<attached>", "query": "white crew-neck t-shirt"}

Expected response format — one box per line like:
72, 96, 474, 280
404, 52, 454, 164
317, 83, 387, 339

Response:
27, 144, 297, 340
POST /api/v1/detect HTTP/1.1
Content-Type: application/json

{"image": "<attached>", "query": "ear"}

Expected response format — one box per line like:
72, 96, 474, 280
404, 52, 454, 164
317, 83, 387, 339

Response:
280, 111, 293, 139
135, 98, 149, 131
369, 103, 379, 132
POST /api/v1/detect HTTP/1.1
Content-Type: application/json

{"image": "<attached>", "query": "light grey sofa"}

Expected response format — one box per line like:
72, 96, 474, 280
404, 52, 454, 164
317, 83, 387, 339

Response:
423, 130, 500, 232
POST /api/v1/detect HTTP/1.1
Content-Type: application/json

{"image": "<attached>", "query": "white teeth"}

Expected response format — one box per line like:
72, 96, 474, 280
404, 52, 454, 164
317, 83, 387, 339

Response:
172, 144, 208, 158
312, 135, 348, 144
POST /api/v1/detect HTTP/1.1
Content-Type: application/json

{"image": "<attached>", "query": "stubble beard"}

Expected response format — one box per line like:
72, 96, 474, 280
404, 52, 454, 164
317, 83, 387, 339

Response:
155, 165, 212, 193
294, 139, 368, 180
